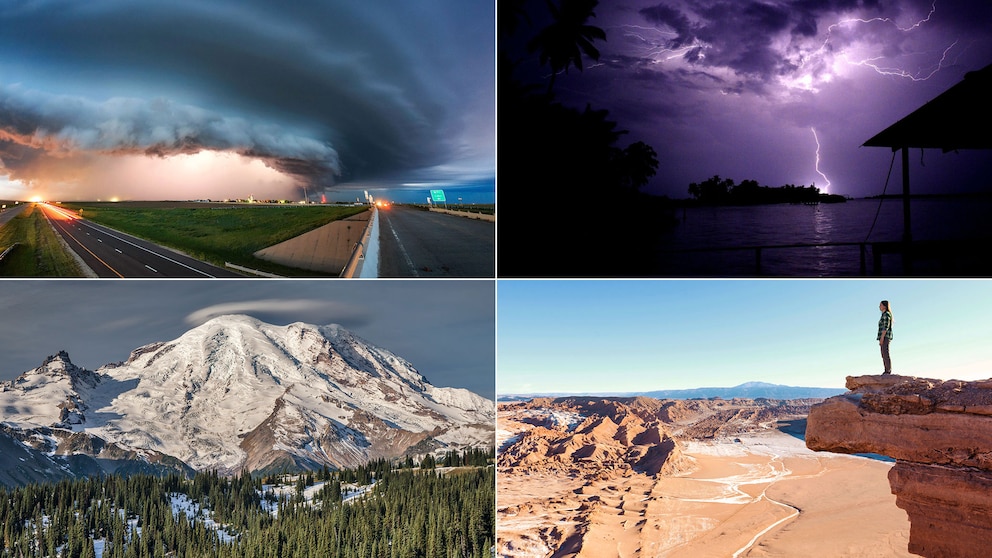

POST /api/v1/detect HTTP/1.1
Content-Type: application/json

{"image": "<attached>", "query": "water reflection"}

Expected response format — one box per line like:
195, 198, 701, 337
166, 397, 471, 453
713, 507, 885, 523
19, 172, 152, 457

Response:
654, 197, 992, 276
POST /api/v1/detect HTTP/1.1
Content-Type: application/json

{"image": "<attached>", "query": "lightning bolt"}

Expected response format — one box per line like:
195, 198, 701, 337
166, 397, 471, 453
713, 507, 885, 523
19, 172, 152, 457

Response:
618, 25, 702, 64
845, 40, 958, 81
811, 127, 831, 193
834, 0, 936, 33
788, 1, 955, 91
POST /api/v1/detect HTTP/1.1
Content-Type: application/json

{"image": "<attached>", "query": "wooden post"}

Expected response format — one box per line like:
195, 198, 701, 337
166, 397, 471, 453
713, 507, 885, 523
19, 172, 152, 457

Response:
902, 147, 911, 243
901, 147, 913, 274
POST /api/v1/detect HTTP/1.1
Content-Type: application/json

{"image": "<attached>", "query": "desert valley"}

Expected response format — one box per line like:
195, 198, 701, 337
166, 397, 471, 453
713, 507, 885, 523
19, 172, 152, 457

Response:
497, 396, 912, 557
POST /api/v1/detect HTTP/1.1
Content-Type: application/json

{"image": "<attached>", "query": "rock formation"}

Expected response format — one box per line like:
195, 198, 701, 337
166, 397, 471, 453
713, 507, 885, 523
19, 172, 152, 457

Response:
499, 396, 817, 479
498, 398, 689, 478
807, 374, 992, 557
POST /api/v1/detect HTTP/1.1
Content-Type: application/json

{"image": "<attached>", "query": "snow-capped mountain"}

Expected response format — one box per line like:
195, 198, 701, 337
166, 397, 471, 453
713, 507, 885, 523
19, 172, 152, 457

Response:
0, 315, 494, 482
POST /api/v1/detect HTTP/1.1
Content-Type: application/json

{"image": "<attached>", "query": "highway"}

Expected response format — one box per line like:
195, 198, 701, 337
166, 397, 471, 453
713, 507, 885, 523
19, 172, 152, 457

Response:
377, 206, 494, 277
38, 203, 243, 278
0, 203, 26, 227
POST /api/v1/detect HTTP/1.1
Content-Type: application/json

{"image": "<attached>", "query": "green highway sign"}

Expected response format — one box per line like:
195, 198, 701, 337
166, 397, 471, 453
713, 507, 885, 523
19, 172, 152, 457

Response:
430, 189, 446, 202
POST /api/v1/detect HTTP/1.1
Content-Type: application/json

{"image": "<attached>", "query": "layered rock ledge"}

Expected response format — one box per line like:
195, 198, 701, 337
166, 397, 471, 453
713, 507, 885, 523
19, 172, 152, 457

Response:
807, 375, 992, 557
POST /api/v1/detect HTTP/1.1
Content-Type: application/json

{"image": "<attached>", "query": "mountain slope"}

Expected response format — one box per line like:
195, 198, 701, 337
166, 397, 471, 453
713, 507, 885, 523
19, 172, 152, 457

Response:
0, 316, 494, 482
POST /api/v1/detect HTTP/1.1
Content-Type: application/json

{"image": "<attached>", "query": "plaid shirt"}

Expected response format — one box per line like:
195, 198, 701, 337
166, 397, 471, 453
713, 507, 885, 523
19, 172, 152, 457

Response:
877, 311, 893, 340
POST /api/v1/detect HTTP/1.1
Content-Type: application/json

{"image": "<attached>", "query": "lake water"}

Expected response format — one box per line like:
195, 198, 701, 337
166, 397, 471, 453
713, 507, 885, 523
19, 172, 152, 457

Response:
652, 198, 992, 276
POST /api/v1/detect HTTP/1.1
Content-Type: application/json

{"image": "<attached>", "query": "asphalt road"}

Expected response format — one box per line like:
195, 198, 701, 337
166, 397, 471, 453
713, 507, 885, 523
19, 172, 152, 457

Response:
38, 203, 242, 278
0, 203, 26, 227
377, 206, 494, 278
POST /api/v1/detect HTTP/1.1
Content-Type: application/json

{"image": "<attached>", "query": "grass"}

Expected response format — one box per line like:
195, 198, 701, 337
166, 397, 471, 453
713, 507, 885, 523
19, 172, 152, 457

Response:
62, 203, 368, 275
0, 205, 84, 277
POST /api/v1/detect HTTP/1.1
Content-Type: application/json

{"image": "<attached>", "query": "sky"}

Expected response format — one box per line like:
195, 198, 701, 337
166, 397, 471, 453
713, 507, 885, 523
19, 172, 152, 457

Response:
0, 280, 495, 400
498, 279, 992, 395
505, 0, 992, 198
0, 1, 494, 203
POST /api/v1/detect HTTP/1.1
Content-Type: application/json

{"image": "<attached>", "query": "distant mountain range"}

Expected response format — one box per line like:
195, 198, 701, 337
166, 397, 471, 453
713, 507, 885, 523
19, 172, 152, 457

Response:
499, 381, 845, 402
0, 315, 494, 487
639, 381, 845, 400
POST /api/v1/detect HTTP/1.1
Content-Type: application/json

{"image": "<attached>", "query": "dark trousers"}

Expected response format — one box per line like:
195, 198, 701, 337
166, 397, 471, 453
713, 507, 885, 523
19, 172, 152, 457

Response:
880, 337, 892, 373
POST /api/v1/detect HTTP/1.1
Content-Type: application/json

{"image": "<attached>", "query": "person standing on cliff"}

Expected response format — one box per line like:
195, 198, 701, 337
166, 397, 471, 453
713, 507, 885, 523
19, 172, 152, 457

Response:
878, 300, 893, 374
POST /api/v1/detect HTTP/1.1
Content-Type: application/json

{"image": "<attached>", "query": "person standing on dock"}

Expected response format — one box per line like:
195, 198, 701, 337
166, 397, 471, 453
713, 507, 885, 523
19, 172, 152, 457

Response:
877, 300, 894, 374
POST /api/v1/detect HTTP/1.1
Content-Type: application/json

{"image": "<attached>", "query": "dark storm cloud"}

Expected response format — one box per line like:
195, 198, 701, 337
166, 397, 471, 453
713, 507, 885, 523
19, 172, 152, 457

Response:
640, 4, 696, 47
639, 0, 888, 85
0, 85, 338, 183
507, 0, 992, 197
0, 282, 495, 399
640, 1, 792, 73
0, 0, 494, 187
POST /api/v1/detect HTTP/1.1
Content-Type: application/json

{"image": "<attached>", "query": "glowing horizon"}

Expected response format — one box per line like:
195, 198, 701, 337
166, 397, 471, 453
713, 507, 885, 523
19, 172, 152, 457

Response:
1, 150, 305, 202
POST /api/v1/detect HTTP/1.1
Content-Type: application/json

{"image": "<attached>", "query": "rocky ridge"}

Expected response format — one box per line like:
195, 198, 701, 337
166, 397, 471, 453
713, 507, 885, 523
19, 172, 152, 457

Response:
498, 395, 822, 557
499, 396, 816, 480
807, 374, 992, 557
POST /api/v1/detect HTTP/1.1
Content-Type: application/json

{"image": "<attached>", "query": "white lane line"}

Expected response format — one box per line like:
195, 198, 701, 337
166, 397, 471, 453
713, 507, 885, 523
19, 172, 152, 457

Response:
115, 249, 123, 254
43, 204, 216, 277
144, 265, 159, 273
383, 215, 418, 277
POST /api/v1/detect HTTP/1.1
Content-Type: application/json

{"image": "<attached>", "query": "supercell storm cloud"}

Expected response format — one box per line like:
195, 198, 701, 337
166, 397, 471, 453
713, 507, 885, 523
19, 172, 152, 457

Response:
0, 0, 495, 200
508, 0, 992, 198
0, 85, 339, 183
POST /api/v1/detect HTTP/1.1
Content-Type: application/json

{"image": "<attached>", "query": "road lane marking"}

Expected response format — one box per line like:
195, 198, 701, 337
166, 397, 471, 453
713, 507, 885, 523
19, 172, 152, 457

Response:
144, 265, 159, 273
42, 203, 216, 277
383, 214, 418, 277
40, 205, 124, 278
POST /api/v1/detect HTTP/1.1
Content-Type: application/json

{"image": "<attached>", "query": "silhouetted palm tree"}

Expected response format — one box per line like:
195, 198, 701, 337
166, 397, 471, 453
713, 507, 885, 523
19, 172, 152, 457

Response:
618, 141, 659, 191
501, 0, 531, 37
526, 0, 606, 94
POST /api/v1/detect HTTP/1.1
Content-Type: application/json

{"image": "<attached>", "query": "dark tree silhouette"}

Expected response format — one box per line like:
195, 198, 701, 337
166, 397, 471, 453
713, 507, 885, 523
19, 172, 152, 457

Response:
501, 0, 531, 37
526, 0, 607, 94
687, 176, 837, 205
688, 175, 734, 203
617, 141, 659, 191
500, 0, 671, 276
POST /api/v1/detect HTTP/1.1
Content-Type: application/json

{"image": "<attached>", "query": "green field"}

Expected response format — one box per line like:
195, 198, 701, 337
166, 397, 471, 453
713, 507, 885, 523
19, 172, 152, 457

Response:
64, 203, 368, 276
0, 204, 84, 277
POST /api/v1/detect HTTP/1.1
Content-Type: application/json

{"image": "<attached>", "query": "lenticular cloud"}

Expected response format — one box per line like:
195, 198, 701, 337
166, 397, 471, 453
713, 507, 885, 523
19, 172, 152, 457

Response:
0, 83, 340, 184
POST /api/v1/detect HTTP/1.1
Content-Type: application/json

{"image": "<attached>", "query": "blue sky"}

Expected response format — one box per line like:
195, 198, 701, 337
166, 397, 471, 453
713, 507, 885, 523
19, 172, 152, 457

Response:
498, 280, 992, 395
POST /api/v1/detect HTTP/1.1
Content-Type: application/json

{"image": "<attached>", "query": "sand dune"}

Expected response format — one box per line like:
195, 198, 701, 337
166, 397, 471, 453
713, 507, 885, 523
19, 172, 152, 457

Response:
498, 405, 912, 557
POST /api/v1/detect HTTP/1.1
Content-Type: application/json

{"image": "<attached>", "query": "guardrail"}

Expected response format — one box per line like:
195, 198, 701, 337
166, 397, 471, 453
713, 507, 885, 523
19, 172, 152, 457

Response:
0, 243, 19, 263
428, 208, 495, 222
340, 207, 377, 278
659, 238, 992, 276
659, 241, 871, 275
224, 262, 285, 278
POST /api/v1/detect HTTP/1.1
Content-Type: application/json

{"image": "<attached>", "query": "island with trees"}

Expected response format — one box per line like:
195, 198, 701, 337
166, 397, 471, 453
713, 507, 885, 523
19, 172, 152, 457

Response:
686, 175, 847, 206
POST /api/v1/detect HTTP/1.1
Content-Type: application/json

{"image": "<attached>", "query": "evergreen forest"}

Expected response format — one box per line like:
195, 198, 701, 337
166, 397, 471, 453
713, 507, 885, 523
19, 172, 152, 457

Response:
0, 450, 494, 558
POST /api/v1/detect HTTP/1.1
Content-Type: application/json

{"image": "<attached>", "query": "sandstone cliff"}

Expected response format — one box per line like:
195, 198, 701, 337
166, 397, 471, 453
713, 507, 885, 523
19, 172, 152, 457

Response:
807, 374, 992, 558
